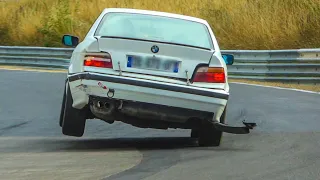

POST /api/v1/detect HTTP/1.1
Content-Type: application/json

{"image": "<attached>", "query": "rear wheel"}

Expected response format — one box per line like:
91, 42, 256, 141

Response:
198, 107, 227, 147
61, 82, 87, 137
191, 129, 199, 138
59, 83, 67, 127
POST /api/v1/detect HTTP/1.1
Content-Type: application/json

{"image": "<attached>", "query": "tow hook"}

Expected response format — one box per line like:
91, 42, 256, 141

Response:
210, 120, 257, 134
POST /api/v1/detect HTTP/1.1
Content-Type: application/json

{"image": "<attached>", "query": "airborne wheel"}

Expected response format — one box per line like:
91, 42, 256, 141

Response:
60, 82, 88, 137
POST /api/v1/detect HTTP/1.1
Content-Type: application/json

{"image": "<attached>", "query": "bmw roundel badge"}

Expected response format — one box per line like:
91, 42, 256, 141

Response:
151, 45, 159, 53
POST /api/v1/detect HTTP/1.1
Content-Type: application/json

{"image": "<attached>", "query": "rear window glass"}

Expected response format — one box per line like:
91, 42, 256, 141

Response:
95, 13, 213, 49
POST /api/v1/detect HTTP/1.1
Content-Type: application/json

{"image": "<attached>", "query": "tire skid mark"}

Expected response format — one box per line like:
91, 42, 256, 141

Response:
0, 122, 29, 135
105, 150, 181, 180
105, 137, 196, 180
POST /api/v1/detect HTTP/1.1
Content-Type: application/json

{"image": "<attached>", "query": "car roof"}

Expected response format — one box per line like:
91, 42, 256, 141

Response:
102, 8, 208, 24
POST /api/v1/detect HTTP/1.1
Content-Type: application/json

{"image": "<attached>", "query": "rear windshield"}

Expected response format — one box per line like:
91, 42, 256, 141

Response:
95, 13, 214, 50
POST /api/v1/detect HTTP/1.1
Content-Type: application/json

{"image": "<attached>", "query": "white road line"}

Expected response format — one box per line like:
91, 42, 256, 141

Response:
0, 66, 66, 73
231, 82, 320, 94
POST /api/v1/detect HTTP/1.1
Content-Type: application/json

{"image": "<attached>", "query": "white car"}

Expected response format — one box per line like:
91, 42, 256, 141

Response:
60, 8, 255, 147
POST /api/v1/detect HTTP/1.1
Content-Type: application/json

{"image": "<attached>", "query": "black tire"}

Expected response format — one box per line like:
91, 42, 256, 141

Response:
62, 83, 87, 137
59, 83, 67, 127
191, 129, 199, 138
198, 107, 227, 147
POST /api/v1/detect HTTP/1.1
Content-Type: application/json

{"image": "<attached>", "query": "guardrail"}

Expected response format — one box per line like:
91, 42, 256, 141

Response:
0, 46, 72, 69
0, 46, 319, 84
224, 49, 320, 83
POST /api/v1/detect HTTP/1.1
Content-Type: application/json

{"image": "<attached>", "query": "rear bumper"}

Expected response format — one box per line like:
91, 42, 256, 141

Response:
67, 72, 229, 122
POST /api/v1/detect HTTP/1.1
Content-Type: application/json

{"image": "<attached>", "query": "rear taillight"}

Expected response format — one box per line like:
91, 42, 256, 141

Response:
84, 53, 113, 68
193, 67, 225, 83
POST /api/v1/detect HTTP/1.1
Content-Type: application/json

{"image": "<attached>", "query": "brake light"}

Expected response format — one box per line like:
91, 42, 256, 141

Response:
84, 54, 113, 68
193, 67, 225, 83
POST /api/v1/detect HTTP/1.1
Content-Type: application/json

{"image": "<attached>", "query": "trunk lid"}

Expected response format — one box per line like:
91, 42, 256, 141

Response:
97, 38, 215, 80
90, 37, 227, 88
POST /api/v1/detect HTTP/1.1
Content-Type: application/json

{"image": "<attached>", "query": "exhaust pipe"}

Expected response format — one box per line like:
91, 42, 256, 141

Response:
93, 100, 113, 110
210, 120, 256, 134
104, 102, 111, 109
97, 101, 104, 108
90, 100, 116, 118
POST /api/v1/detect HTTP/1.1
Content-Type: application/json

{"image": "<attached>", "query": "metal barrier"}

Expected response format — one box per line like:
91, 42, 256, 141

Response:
1, 46, 320, 84
224, 49, 320, 83
0, 46, 72, 69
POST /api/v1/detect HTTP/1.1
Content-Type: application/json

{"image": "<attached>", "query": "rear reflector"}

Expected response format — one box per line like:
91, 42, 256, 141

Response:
84, 54, 113, 68
193, 67, 225, 83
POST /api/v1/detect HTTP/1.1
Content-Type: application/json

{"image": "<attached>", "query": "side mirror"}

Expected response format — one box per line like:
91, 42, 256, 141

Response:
62, 35, 79, 47
222, 54, 234, 65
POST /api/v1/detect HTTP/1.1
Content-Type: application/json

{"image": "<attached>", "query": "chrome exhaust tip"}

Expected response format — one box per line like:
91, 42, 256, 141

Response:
96, 101, 104, 108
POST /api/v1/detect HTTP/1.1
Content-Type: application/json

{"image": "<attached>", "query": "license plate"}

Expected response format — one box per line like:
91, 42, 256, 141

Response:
127, 56, 179, 73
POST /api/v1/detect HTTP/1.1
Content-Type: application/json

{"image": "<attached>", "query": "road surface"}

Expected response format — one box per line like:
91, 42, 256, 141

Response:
0, 69, 319, 180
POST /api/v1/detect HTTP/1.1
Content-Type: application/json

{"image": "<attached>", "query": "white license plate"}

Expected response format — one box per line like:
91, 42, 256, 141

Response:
127, 56, 179, 73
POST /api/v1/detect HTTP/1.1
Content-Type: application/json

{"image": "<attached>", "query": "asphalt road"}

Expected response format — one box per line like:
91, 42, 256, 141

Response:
1, 69, 320, 180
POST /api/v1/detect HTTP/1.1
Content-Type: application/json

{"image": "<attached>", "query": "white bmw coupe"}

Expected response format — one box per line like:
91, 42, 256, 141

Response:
60, 8, 255, 147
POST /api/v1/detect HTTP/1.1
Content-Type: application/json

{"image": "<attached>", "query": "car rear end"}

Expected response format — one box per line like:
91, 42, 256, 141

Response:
67, 9, 229, 129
